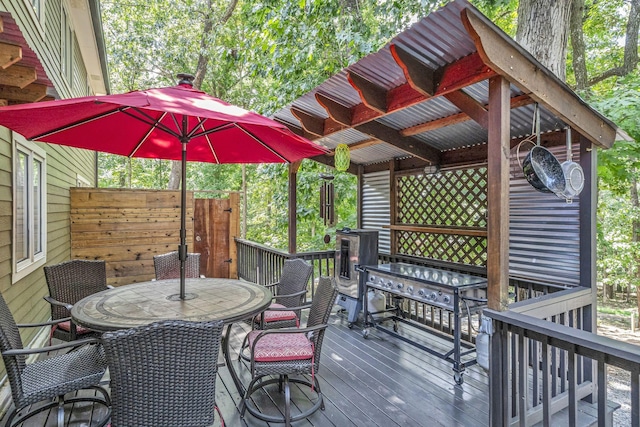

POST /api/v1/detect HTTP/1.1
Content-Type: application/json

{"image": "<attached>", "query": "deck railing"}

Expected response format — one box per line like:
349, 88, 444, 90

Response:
486, 287, 638, 426
235, 239, 334, 299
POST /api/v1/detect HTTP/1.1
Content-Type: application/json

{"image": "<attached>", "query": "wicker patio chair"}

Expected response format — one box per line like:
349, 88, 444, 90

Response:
255, 258, 313, 329
102, 319, 225, 427
153, 251, 202, 280
240, 276, 338, 427
0, 292, 110, 427
44, 259, 111, 342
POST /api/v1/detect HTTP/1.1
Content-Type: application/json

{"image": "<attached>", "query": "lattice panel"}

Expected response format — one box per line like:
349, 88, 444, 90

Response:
397, 167, 487, 227
396, 230, 487, 266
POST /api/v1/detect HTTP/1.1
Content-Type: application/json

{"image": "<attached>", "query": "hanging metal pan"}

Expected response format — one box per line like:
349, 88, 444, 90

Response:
556, 128, 585, 201
522, 145, 566, 194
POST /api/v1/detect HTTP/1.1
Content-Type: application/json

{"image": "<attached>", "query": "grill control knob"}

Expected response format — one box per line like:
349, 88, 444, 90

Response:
442, 295, 451, 304
406, 286, 414, 294
430, 292, 438, 301
386, 280, 394, 288
418, 289, 426, 297
396, 282, 404, 290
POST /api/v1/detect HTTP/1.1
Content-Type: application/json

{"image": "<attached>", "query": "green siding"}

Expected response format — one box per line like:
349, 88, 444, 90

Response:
0, 0, 105, 387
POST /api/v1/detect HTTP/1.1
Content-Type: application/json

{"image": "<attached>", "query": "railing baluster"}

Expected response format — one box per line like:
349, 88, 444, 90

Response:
518, 330, 527, 427
542, 340, 550, 425
631, 367, 639, 427
568, 345, 576, 426
597, 359, 607, 427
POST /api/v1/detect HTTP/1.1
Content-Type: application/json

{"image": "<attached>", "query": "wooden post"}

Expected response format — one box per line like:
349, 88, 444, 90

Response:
389, 159, 397, 255
228, 192, 240, 279
357, 164, 364, 228
486, 76, 510, 311
579, 134, 597, 398
288, 161, 301, 254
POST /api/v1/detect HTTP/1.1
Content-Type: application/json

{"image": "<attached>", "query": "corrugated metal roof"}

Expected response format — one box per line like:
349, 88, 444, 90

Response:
273, 0, 620, 170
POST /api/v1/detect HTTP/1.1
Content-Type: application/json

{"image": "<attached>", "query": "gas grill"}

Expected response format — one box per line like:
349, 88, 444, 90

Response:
362, 262, 487, 385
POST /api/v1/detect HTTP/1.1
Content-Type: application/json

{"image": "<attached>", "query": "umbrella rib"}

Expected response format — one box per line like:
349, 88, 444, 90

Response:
235, 124, 289, 162
122, 108, 181, 139
29, 107, 123, 140
128, 111, 169, 158
197, 121, 220, 163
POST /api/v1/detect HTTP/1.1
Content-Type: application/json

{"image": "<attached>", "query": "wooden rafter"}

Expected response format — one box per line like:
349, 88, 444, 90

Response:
0, 64, 37, 88
443, 90, 488, 129
0, 82, 47, 102
461, 7, 616, 149
0, 41, 22, 69
402, 94, 533, 136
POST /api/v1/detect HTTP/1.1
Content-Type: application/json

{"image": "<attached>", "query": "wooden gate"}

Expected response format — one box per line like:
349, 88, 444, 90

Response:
193, 193, 240, 278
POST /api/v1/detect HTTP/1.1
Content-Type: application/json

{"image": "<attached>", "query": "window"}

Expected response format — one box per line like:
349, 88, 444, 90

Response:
13, 135, 47, 283
25, 0, 45, 30
61, 6, 73, 82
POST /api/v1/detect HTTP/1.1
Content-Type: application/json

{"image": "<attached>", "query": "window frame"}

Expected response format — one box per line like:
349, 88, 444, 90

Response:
60, 4, 73, 83
24, 0, 45, 33
12, 134, 47, 283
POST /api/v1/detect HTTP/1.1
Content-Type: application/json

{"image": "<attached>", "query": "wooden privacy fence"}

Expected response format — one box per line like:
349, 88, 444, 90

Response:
70, 188, 239, 286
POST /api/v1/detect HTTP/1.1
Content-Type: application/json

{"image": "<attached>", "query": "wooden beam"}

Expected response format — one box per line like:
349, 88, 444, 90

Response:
0, 82, 47, 103
315, 92, 352, 125
291, 107, 325, 136
390, 44, 438, 96
288, 161, 301, 254
0, 64, 37, 88
355, 120, 440, 164
317, 52, 496, 135
402, 94, 532, 136
443, 90, 488, 128
486, 76, 510, 312
347, 71, 387, 113
347, 138, 381, 151
461, 7, 616, 149
0, 42, 22, 69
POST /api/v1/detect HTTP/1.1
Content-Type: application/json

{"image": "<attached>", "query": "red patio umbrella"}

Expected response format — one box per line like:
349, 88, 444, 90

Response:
0, 74, 328, 299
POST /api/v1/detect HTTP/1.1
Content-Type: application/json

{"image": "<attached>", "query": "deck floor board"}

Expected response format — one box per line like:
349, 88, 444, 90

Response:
1, 307, 490, 427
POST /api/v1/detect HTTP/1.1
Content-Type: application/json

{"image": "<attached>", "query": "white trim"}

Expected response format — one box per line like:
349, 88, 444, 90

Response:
23, 0, 46, 36
12, 134, 47, 284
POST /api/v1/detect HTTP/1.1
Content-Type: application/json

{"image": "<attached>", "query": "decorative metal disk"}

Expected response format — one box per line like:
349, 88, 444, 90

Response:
167, 293, 198, 301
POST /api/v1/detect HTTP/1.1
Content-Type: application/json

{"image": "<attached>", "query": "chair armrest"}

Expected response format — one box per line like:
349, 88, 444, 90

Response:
16, 317, 73, 328
2, 337, 101, 356
273, 289, 307, 301
263, 282, 279, 290
43, 296, 73, 311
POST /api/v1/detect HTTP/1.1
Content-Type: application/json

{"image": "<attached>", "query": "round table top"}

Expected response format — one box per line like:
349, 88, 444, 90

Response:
71, 278, 272, 332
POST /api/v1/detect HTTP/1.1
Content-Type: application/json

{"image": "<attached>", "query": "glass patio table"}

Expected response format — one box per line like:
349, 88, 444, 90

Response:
71, 277, 272, 395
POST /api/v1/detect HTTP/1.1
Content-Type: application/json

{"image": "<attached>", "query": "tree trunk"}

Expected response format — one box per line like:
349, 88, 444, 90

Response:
569, 0, 587, 90
516, 0, 573, 81
631, 175, 640, 325
167, 0, 239, 191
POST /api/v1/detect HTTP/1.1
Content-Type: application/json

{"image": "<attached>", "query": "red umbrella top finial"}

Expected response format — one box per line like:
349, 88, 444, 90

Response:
176, 73, 195, 88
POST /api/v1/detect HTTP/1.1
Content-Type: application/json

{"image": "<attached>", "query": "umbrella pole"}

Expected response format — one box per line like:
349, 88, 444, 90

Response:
179, 141, 187, 299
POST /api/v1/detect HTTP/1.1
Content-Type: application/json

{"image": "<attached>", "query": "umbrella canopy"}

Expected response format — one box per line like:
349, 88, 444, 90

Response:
0, 74, 328, 298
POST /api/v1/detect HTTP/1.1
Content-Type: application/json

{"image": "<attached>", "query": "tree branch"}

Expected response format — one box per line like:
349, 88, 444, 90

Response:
586, 0, 639, 87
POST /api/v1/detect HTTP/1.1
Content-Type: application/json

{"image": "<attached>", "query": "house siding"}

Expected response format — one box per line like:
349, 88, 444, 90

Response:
0, 0, 104, 356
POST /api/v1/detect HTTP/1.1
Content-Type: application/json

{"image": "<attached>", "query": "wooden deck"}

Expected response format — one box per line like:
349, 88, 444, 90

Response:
2, 307, 490, 427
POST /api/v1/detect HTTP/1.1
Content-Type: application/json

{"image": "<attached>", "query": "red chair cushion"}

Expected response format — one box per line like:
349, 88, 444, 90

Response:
247, 330, 313, 362
57, 321, 91, 335
255, 303, 297, 323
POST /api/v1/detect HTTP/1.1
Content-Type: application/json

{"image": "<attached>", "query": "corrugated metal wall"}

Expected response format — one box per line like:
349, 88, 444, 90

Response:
361, 142, 581, 286
509, 144, 581, 286
362, 171, 391, 253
